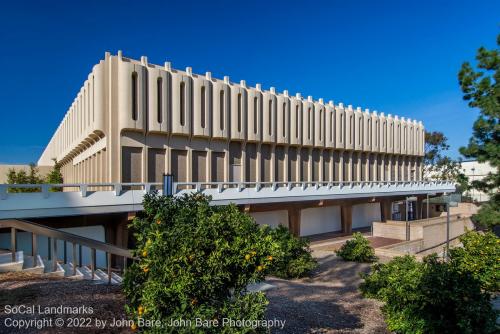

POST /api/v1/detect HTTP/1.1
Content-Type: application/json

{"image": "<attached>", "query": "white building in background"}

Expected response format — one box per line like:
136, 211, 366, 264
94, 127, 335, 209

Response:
461, 160, 497, 202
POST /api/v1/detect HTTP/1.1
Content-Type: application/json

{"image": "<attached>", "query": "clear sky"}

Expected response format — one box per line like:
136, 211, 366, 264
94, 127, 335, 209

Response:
0, 0, 498, 164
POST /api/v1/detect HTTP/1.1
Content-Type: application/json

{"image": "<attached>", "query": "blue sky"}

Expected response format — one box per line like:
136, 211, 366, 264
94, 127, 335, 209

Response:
0, 0, 498, 164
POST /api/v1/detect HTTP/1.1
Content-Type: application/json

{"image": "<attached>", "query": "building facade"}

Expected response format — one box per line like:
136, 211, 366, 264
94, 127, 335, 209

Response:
461, 160, 497, 202
38, 51, 425, 187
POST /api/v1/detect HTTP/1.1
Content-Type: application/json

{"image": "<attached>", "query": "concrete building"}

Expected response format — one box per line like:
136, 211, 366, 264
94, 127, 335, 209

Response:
31, 51, 440, 238
38, 52, 425, 186
461, 160, 497, 202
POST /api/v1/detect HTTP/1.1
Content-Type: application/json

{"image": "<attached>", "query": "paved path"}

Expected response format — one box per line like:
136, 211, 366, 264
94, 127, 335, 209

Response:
265, 251, 387, 333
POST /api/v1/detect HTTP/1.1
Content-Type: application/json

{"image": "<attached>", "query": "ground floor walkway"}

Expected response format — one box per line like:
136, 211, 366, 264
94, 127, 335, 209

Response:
266, 250, 387, 333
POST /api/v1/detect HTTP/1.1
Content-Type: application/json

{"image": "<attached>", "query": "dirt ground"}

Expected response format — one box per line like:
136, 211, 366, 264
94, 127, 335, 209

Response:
0, 252, 387, 334
0, 273, 131, 334
265, 251, 387, 334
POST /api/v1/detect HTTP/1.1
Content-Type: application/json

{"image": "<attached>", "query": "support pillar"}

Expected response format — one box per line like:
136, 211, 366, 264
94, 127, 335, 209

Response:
380, 200, 393, 222
415, 196, 423, 220
341, 204, 352, 234
288, 207, 301, 237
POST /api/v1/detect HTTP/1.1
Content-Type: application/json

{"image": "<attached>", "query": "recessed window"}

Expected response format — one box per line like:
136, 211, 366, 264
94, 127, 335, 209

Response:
157, 77, 163, 123
219, 90, 225, 131
180, 82, 185, 126
269, 100, 273, 136
237, 93, 242, 132
131, 72, 138, 121
254, 97, 258, 134
201, 86, 206, 129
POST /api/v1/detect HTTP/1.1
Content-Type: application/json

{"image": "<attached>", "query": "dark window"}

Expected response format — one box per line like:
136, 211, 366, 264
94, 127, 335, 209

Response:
254, 97, 258, 134
157, 77, 163, 123
201, 86, 206, 128
220, 90, 224, 131
237, 93, 242, 132
131, 72, 138, 121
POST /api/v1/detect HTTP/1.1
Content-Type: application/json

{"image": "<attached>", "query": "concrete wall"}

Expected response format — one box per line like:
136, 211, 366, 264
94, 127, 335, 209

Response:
38, 52, 425, 186
352, 202, 381, 229
300, 206, 342, 236
249, 210, 288, 229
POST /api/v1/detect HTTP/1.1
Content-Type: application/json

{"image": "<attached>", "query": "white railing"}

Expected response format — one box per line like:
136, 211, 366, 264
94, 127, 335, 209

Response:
172, 180, 454, 194
0, 182, 163, 199
0, 180, 456, 219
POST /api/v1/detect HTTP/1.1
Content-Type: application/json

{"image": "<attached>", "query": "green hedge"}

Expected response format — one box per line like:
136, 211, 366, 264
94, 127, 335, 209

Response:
360, 255, 497, 334
336, 232, 377, 263
265, 225, 317, 279
450, 230, 500, 293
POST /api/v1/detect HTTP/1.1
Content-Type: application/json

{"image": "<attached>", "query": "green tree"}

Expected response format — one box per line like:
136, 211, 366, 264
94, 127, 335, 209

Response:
423, 131, 468, 190
46, 159, 64, 192
6, 161, 64, 193
7, 163, 44, 192
458, 33, 500, 229
123, 193, 282, 333
360, 255, 497, 334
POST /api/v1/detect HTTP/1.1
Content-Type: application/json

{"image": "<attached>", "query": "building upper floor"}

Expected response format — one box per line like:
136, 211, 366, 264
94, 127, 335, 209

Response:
38, 51, 425, 166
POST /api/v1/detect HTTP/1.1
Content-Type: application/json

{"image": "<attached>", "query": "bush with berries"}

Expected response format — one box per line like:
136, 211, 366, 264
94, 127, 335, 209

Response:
123, 193, 282, 333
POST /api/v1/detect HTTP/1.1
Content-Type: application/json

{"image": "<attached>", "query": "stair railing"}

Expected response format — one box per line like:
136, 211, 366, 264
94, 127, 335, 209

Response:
0, 219, 137, 284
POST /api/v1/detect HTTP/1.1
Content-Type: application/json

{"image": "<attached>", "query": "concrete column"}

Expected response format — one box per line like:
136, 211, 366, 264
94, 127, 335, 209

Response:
319, 149, 324, 182
373, 154, 378, 181
341, 204, 353, 234
339, 151, 344, 182
394, 156, 399, 181
348, 151, 353, 181
270, 144, 276, 182
308, 147, 313, 182
256, 144, 262, 182
288, 207, 301, 237
330, 150, 334, 182
416, 196, 423, 220
365, 153, 370, 181
380, 154, 385, 181
284, 146, 289, 182
356, 152, 362, 181
380, 199, 393, 222
387, 155, 392, 182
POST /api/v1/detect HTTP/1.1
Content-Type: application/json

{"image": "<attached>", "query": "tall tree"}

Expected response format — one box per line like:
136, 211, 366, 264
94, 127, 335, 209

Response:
46, 159, 64, 191
423, 131, 468, 191
458, 33, 500, 229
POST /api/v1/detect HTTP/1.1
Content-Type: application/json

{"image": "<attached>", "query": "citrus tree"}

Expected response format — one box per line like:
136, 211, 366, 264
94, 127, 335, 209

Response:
123, 192, 282, 333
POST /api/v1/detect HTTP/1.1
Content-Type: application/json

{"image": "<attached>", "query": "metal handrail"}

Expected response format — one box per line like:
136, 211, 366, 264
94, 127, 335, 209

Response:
0, 219, 136, 283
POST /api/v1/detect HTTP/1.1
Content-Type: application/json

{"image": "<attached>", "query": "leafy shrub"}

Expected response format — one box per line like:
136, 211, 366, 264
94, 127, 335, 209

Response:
336, 232, 377, 262
360, 255, 497, 334
471, 201, 500, 230
265, 225, 317, 279
123, 193, 281, 333
449, 230, 500, 292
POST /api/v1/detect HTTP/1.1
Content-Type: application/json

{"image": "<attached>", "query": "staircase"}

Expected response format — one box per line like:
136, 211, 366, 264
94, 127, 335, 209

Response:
0, 219, 136, 285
